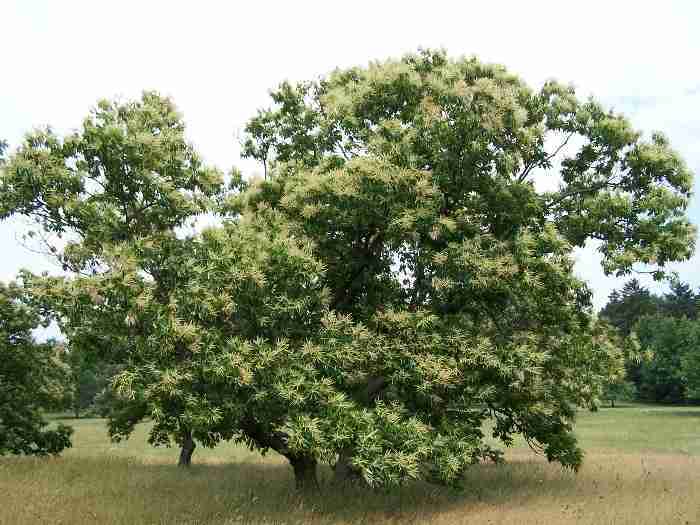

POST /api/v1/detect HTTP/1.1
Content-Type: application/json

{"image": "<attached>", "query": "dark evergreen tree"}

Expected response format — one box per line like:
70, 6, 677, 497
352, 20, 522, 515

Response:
660, 281, 698, 320
601, 280, 700, 403
600, 279, 660, 336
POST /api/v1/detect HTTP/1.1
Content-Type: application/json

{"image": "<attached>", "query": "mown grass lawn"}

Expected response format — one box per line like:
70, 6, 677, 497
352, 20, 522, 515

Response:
2, 404, 699, 524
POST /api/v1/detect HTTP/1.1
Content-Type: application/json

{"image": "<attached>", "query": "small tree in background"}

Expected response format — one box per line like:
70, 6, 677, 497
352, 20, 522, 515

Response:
635, 316, 700, 403
0, 281, 72, 456
57, 343, 115, 418
601, 280, 700, 403
682, 342, 700, 401
598, 326, 641, 408
661, 280, 698, 321
602, 379, 637, 408
600, 280, 661, 336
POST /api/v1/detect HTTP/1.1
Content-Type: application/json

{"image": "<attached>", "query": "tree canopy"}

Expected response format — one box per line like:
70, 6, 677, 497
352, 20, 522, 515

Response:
0, 50, 695, 489
0, 92, 223, 272
242, 50, 694, 279
235, 50, 694, 481
601, 279, 700, 403
0, 281, 72, 456
1, 92, 225, 464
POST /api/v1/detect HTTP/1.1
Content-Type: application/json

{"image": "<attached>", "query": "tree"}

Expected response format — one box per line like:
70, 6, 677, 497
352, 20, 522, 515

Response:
242, 51, 694, 279
235, 50, 694, 482
681, 334, 700, 400
635, 316, 700, 403
27, 211, 342, 488
597, 326, 640, 408
57, 343, 115, 418
1, 92, 223, 465
600, 280, 660, 336
27, 210, 625, 488
0, 92, 223, 271
600, 280, 660, 390
600, 279, 698, 399
0, 281, 72, 456
3, 50, 696, 489
602, 379, 636, 408
661, 280, 698, 320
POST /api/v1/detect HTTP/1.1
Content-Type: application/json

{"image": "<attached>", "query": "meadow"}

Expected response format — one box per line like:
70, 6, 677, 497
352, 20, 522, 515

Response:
2, 405, 699, 524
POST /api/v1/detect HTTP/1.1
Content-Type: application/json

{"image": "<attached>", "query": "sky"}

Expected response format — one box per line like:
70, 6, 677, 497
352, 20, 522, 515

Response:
1, 0, 699, 311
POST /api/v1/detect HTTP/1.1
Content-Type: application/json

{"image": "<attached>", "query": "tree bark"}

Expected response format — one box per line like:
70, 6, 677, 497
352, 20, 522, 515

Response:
288, 453, 319, 490
333, 448, 363, 484
178, 430, 196, 467
240, 416, 318, 490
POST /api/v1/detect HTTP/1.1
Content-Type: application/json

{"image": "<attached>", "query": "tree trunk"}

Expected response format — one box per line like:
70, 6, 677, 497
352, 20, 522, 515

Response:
333, 449, 363, 484
611, 398, 615, 408
178, 430, 196, 467
288, 454, 318, 490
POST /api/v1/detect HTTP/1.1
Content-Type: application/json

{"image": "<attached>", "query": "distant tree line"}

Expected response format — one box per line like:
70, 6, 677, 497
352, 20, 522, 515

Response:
56, 344, 120, 418
600, 279, 700, 404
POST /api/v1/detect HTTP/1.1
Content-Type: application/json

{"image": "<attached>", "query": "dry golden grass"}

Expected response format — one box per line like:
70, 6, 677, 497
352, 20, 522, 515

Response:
2, 406, 700, 524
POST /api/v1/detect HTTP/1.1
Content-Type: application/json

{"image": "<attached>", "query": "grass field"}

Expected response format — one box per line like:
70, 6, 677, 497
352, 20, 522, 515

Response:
2, 404, 700, 524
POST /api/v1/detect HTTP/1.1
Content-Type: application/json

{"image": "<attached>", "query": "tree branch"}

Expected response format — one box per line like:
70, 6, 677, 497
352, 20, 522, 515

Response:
518, 132, 575, 183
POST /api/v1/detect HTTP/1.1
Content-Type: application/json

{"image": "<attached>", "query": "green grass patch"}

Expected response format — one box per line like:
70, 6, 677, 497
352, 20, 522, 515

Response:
2, 405, 700, 524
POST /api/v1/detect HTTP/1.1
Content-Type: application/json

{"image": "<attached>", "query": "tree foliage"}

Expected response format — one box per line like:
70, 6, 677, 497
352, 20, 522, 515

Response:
235, 50, 693, 482
681, 337, 700, 400
600, 279, 661, 336
1, 92, 224, 465
57, 343, 117, 418
25, 212, 335, 482
1, 51, 695, 488
242, 50, 694, 279
661, 281, 698, 320
0, 281, 72, 456
635, 316, 700, 403
0, 91, 223, 272
601, 279, 700, 402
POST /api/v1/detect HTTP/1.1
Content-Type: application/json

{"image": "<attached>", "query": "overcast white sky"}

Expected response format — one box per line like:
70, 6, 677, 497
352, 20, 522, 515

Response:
2, 0, 699, 310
